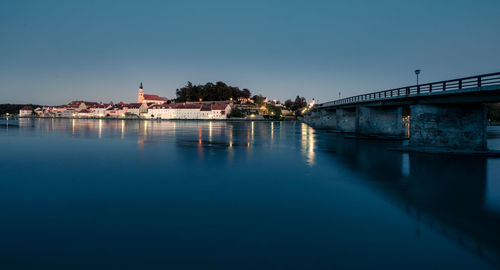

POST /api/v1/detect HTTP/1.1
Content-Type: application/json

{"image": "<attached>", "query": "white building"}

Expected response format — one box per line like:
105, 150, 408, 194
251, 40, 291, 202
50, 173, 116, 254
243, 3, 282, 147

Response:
210, 104, 231, 119
91, 104, 111, 117
147, 103, 231, 120
147, 104, 176, 119
75, 109, 93, 118
62, 109, 76, 117
19, 106, 33, 117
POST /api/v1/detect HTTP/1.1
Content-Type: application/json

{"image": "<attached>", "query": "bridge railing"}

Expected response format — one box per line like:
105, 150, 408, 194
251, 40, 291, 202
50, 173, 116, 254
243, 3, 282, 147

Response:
318, 72, 500, 108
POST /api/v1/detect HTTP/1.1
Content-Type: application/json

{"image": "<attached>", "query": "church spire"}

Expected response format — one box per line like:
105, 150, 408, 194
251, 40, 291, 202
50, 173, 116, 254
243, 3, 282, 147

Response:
140, 82, 143, 89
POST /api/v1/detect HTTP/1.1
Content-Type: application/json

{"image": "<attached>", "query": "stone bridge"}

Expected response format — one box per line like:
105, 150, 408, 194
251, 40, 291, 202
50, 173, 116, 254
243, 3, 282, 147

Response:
303, 72, 500, 152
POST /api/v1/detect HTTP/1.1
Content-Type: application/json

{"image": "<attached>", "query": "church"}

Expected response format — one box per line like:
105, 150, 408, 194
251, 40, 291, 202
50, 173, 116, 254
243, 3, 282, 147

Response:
138, 82, 168, 105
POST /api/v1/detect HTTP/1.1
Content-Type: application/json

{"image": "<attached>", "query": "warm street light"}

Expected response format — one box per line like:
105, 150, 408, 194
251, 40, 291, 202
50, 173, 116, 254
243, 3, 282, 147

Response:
415, 69, 421, 85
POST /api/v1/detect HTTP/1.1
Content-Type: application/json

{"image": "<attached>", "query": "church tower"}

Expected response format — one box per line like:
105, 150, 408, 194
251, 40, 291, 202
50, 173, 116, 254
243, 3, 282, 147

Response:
138, 82, 144, 103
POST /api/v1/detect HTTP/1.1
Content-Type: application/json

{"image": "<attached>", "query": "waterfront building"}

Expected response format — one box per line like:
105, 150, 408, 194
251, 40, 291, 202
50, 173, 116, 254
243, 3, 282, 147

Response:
53, 101, 101, 115
91, 104, 111, 117
33, 106, 56, 117
34, 107, 43, 116
19, 106, 33, 116
138, 82, 168, 105
61, 109, 76, 117
147, 103, 232, 120
75, 109, 93, 118
147, 104, 174, 119
211, 104, 231, 119
105, 105, 128, 118
125, 103, 148, 116
173, 104, 207, 119
54, 105, 76, 114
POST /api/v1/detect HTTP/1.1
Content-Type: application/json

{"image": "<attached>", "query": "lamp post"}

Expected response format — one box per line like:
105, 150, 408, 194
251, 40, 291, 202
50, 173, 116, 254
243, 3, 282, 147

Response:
414, 69, 421, 85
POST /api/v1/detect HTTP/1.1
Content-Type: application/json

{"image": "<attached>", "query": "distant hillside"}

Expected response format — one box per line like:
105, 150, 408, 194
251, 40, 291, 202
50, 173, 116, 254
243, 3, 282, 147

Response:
0, 104, 43, 115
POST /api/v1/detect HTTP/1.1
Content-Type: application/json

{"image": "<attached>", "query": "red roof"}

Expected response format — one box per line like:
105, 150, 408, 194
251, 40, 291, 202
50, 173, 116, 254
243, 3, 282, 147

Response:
91, 104, 110, 109
143, 94, 168, 101
200, 105, 212, 111
79, 109, 91, 113
59, 105, 77, 109
212, 104, 229, 110
67, 100, 101, 107
177, 104, 202, 109
148, 104, 170, 109
126, 103, 143, 109
21, 106, 33, 110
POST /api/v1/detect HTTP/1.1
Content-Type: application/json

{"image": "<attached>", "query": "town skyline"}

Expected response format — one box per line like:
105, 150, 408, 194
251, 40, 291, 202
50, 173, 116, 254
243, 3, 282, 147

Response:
1, 0, 500, 105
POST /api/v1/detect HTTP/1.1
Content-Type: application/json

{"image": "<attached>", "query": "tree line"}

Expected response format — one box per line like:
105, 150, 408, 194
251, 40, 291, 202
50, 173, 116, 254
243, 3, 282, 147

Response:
0, 104, 42, 116
176, 81, 251, 102
284, 96, 308, 112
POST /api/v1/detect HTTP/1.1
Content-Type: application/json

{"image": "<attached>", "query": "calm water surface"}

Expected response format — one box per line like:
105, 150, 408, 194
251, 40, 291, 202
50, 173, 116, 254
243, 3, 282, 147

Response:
1, 118, 500, 269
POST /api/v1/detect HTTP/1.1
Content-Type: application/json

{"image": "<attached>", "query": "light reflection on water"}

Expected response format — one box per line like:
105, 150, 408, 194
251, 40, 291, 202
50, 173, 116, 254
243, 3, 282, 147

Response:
1, 119, 500, 269
301, 123, 316, 166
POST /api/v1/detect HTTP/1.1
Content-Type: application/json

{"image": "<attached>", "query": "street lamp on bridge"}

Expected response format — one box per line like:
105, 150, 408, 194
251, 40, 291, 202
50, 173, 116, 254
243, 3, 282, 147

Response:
415, 69, 421, 85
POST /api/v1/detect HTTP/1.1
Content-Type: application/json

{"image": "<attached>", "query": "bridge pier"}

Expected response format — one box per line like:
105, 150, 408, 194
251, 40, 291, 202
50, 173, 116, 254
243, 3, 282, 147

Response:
357, 106, 405, 137
320, 109, 337, 129
303, 110, 337, 129
409, 104, 487, 150
336, 108, 357, 133
309, 111, 322, 128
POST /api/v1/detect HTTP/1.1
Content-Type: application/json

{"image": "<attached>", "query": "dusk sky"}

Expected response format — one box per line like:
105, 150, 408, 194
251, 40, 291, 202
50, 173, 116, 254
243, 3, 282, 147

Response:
1, 0, 499, 105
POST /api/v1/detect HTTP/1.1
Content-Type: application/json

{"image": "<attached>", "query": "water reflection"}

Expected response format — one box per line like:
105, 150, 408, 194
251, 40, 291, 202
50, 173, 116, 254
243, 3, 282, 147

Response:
271, 122, 274, 142
402, 153, 410, 177
98, 119, 103, 139
121, 120, 125, 139
300, 123, 316, 166
229, 124, 233, 148
314, 130, 500, 268
5, 119, 500, 268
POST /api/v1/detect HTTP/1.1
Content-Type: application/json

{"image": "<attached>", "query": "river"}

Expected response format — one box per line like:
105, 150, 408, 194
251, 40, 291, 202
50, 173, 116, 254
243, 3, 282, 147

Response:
1, 118, 499, 269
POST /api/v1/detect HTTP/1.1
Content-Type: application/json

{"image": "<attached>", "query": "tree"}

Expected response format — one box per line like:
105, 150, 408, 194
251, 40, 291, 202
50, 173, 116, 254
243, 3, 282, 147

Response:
0, 104, 43, 116
176, 81, 252, 102
284, 99, 293, 109
266, 105, 282, 119
241, 89, 251, 98
291, 96, 307, 111
228, 107, 243, 118
252, 95, 266, 106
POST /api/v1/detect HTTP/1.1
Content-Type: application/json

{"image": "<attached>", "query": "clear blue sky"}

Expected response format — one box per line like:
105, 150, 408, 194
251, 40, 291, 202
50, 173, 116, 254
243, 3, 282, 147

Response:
1, 0, 499, 105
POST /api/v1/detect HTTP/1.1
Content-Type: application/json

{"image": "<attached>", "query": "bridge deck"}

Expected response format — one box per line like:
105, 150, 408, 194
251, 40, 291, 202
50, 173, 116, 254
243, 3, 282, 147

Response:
316, 72, 500, 110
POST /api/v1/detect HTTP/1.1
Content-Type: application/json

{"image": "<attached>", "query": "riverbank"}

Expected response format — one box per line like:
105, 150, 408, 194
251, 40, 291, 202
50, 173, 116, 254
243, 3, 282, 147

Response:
12, 116, 295, 122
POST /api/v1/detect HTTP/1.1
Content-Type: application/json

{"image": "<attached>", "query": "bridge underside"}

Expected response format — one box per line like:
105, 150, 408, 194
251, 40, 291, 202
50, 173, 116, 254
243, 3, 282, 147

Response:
304, 102, 492, 151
